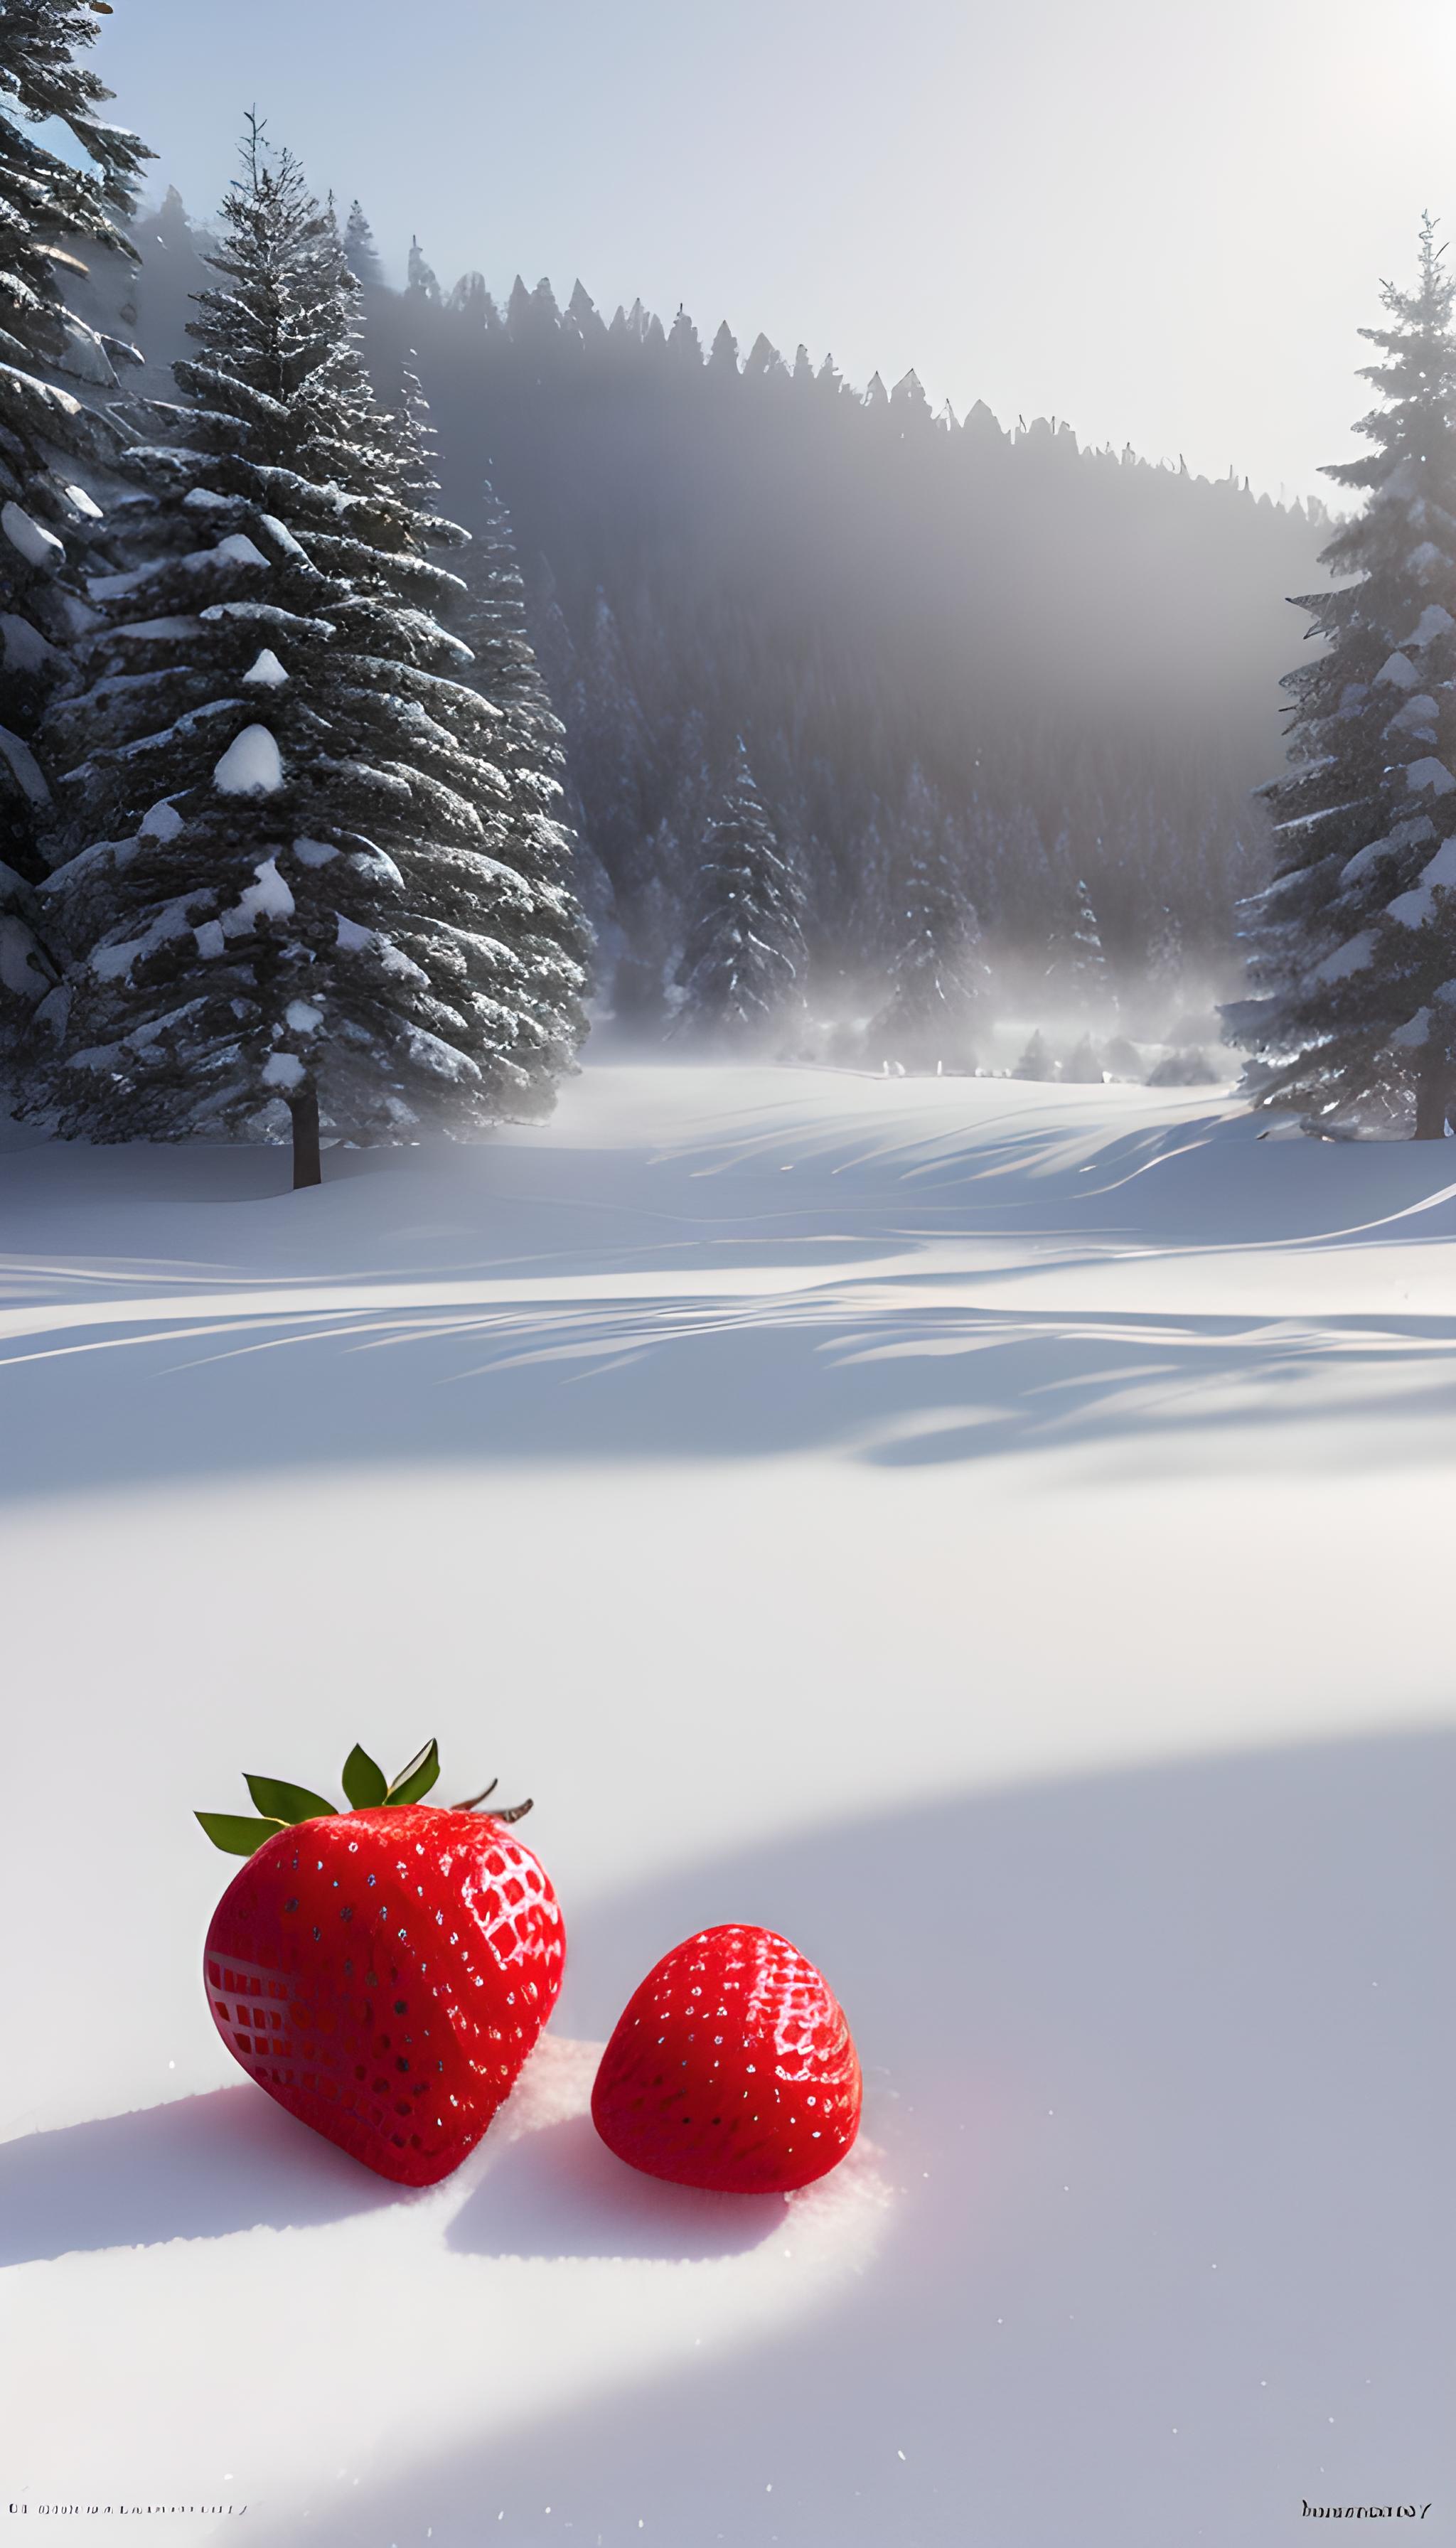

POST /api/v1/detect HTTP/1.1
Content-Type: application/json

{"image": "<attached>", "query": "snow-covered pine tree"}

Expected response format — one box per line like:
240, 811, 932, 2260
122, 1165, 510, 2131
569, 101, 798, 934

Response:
1066, 875, 1110, 1009
671, 740, 805, 1041
1228, 218, 1456, 1137
869, 764, 988, 1070
1012, 1027, 1056, 1081
567, 590, 654, 933
456, 477, 590, 1076
0, 0, 149, 1025
27, 122, 587, 1182
342, 200, 383, 289
406, 236, 441, 304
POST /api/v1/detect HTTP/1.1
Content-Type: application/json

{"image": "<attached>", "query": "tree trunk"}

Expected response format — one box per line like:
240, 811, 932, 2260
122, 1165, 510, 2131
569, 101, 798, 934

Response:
289, 1086, 322, 1188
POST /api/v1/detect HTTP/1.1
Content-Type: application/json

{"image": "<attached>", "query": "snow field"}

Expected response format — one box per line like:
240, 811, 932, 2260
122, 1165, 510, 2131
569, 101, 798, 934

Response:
0, 1064, 1450, 2547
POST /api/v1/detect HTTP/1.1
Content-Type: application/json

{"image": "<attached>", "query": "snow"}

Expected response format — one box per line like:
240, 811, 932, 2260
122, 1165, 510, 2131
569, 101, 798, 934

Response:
111, 616, 207, 643
284, 1000, 322, 1033
242, 648, 289, 687
213, 532, 271, 571
2, 499, 64, 569
255, 511, 307, 561
1417, 833, 1456, 890
1310, 928, 1375, 982
1403, 754, 1455, 796
1386, 833, 1456, 927
213, 725, 284, 796
58, 315, 116, 386
1384, 690, 1439, 736
261, 1051, 306, 1090
0, 913, 46, 997
0, 1066, 1448, 2547
0, 724, 50, 807
291, 835, 338, 867
1404, 602, 1455, 648
1339, 814, 1433, 886
0, 611, 62, 675
220, 857, 295, 935
141, 799, 184, 842
1374, 649, 1418, 688
1390, 1007, 1430, 1046
91, 895, 203, 980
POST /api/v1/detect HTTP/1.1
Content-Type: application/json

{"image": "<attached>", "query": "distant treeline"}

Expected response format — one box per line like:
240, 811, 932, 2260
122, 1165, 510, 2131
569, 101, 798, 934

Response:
94, 188, 1329, 1033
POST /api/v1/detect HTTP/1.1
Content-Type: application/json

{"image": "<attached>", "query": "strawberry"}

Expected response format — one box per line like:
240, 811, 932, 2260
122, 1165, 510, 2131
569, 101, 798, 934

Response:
196, 1740, 564, 2187
591, 1923, 861, 2194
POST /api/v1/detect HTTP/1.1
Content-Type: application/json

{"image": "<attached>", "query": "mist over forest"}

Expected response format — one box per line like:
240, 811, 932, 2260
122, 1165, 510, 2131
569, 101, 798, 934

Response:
90, 186, 1329, 1061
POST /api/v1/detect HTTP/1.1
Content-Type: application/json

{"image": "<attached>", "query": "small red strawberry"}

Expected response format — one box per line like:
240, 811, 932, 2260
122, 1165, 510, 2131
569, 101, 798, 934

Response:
591, 1924, 861, 2194
197, 1740, 564, 2187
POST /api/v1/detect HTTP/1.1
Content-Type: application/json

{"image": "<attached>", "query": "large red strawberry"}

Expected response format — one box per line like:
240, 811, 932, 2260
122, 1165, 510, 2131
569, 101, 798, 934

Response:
197, 1740, 564, 2187
591, 1923, 861, 2194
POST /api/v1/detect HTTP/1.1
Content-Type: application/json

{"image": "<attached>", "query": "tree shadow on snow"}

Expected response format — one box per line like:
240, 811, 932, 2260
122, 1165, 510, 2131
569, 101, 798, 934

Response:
6, 1097, 1456, 1499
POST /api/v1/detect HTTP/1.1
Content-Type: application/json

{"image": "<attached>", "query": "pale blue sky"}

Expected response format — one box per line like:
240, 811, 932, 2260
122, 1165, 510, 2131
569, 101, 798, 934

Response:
95, 0, 1456, 498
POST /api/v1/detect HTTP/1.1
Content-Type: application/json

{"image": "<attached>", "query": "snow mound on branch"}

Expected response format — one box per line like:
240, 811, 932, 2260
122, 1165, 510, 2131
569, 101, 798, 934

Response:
1, 613, 62, 675
91, 895, 207, 981
0, 726, 50, 807
2, 502, 64, 569
1311, 931, 1376, 983
1376, 651, 1419, 690
1405, 603, 1455, 648
213, 533, 271, 570
220, 857, 294, 935
1390, 1008, 1430, 1047
1340, 816, 1433, 887
336, 912, 428, 983
291, 837, 338, 867
242, 649, 288, 687
1387, 834, 1456, 927
261, 1051, 306, 1089
1404, 756, 1455, 797
213, 725, 284, 796
141, 800, 183, 842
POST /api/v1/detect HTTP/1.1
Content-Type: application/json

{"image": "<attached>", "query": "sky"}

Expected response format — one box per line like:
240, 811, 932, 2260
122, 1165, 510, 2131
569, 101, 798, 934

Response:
92, 0, 1456, 502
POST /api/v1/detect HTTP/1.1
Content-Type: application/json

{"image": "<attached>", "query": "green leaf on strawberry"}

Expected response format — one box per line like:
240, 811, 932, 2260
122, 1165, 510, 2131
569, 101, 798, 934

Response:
243, 1773, 338, 1825
341, 1744, 388, 1808
385, 1738, 439, 1806
194, 1811, 288, 1857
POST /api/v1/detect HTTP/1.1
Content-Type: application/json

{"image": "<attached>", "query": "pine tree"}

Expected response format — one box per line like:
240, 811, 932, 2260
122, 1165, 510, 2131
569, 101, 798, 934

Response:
1228, 218, 1456, 1136
568, 591, 654, 933
26, 122, 587, 1182
407, 236, 441, 304
342, 200, 383, 289
1044, 872, 1110, 1012
668, 306, 702, 368
671, 741, 805, 1040
457, 478, 591, 1074
1012, 1028, 1056, 1081
0, 0, 150, 1022
869, 766, 988, 1069
566, 280, 606, 353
